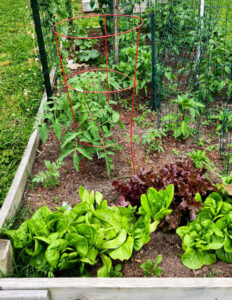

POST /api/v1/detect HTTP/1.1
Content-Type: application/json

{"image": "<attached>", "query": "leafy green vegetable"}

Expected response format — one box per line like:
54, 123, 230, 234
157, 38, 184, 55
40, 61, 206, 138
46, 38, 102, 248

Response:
138, 185, 173, 232
100, 229, 127, 250
113, 160, 215, 229
109, 236, 134, 261
186, 150, 215, 172
216, 248, 232, 264
215, 214, 232, 263
140, 259, 153, 277
132, 215, 151, 252
5, 185, 171, 277
153, 254, 163, 277
197, 193, 232, 221
45, 239, 68, 269
177, 192, 232, 269
176, 219, 224, 269
97, 254, 112, 277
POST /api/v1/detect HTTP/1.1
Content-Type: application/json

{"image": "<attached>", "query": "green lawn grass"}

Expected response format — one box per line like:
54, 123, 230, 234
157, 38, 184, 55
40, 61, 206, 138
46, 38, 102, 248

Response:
0, 0, 44, 204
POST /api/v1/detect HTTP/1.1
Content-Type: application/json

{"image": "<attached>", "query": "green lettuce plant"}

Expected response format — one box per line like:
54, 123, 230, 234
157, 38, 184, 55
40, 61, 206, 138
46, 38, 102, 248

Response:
176, 218, 224, 269
177, 192, 232, 269
138, 184, 174, 233
197, 192, 232, 222
215, 214, 232, 263
5, 184, 173, 277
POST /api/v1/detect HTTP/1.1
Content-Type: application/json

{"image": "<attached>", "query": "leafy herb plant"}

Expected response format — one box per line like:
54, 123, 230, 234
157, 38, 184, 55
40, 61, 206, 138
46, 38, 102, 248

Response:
32, 160, 61, 188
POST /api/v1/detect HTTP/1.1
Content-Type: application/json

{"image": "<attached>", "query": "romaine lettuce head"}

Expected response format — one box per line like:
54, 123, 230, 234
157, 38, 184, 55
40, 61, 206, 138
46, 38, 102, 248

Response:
138, 184, 173, 221
176, 218, 224, 269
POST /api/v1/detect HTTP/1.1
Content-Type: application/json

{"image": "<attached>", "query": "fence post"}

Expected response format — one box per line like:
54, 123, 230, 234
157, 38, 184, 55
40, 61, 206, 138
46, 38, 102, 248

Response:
195, 0, 205, 72
30, 0, 52, 99
114, 0, 119, 64
66, 0, 73, 34
150, 12, 157, 111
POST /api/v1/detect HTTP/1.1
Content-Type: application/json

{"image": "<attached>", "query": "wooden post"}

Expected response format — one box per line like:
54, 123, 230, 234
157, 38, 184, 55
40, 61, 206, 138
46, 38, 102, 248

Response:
114, 0, 119, 64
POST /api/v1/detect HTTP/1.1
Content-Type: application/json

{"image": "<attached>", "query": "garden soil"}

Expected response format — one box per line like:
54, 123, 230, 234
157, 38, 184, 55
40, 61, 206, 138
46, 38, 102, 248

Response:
21, 29, 229, 277
21, 98, 231, 278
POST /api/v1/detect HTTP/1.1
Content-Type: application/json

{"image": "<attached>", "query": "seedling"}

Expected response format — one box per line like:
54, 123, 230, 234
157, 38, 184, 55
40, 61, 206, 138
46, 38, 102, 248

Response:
140, 255, 163, 277
207, 144, 218, 152
32, 160, 61, 188
132, 134, 141, 143
208, 267, 219, 278
110, 264, 123, 277
210, 110, 232, 134
186, 150, 215, 172
172, 149, 179, 156
141, 128, 166, 154
53, 197, 59, 204
134, 109, 154, 128
198, 138, 204, 147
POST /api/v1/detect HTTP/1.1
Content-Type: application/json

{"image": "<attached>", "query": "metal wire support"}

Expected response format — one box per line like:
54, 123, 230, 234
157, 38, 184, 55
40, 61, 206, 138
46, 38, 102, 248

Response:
52, 15, 144, 175
30, 0, 52, 100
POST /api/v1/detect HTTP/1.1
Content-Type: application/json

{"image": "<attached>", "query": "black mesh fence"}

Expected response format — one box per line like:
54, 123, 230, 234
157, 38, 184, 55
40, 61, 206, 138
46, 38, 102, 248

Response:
112, 0, 232, 173
30, 0, 232, 173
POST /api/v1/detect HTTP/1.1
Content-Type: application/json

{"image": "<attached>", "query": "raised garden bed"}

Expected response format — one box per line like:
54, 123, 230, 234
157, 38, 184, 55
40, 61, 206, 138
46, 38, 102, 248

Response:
1, 2, 232, 298
17, 93, 231, 278
1, 277, 232, 300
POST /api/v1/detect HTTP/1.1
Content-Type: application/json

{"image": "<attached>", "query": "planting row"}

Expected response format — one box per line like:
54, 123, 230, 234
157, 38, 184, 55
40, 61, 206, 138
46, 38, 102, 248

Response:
3, 153, 232, 278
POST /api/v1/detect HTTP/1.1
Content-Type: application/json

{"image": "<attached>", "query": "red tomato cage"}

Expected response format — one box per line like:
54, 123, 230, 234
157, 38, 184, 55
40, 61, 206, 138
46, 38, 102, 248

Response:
52, 14, 144, 174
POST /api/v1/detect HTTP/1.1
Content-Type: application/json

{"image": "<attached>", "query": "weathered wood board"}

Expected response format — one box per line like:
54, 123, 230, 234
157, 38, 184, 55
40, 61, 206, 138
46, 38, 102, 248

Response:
0, 278, 231, 300
0, 68, 56, 229
0, 290, 49, 300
